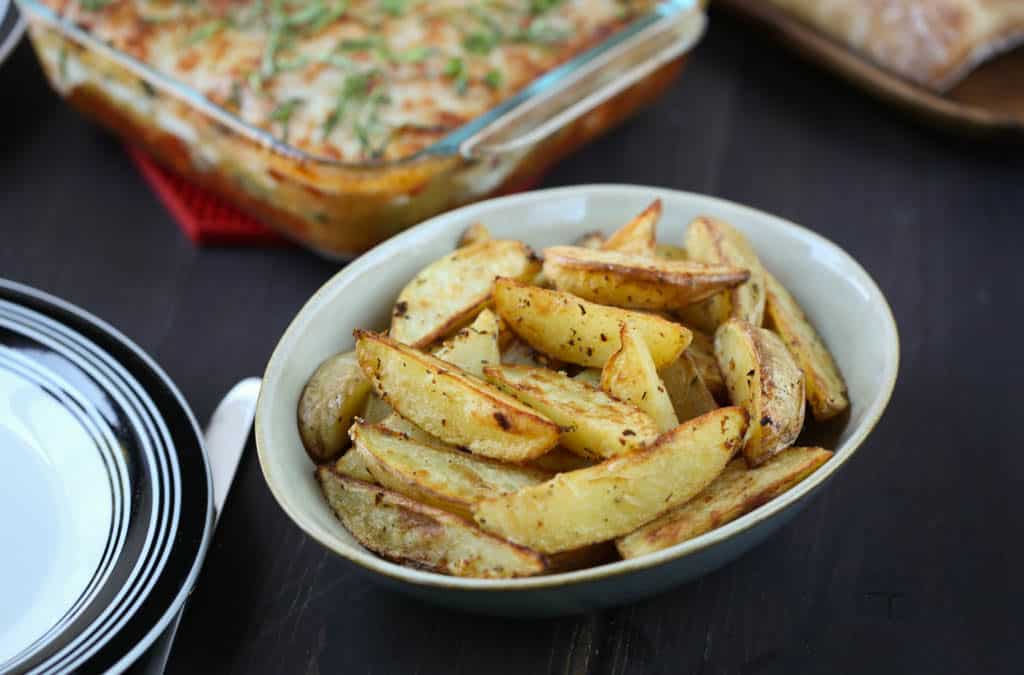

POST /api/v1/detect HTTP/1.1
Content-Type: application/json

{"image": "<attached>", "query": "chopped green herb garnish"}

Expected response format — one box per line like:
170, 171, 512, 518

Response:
520, 19, 568, 44
184, 19, 227, 46
80, 0, 113, 11
308, 1, 348, 32
58, 46, 68, 82
270, 97, 304, 141
391, 46, 432, 63
336, 37, 383, 52
529, 0, 563, 14
443, 57, 465, 78
378, 0, 409, 16
463, 31, 498, 55
484, 68, 503, 90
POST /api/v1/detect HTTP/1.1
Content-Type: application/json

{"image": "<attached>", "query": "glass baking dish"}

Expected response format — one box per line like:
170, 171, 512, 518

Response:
18, 0, 706, 259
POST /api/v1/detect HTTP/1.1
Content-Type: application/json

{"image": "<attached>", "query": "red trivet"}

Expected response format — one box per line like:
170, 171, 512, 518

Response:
127, 146, 290, 246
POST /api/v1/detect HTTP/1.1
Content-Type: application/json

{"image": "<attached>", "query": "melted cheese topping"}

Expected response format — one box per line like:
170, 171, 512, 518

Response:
48, 0, 650, 161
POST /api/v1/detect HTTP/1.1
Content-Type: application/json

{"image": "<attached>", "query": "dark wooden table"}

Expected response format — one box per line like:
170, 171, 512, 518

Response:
3, 10, 1021, 674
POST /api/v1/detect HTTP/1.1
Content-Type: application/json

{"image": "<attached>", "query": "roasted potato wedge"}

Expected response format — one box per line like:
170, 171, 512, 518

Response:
432, 309, 501, 377
473, 407, 748, 553
681, 216, 767, 329
297, 350, 372, 462
527, 447, 596, 473
352, 422, 551, 519
601, 324, 679, 432
390, 239, 541, 348
485, 365, 660, 459
601, 199, 660, 256
355, 331, 560, 462
658, 353, 718, 423
617, 447, 832, 558
543, 246, 750, 312
334, 448, 377, 483
715, 319, 805, 466
764, 273, 849, 420
317, 469, 546, 578
685, 328, 727, 400
458, 222, 491, 247
493, 278, 691, 368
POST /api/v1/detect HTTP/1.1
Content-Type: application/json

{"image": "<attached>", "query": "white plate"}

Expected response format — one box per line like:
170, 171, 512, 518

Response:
256, 185, 899, 616
0, 281, 213, 674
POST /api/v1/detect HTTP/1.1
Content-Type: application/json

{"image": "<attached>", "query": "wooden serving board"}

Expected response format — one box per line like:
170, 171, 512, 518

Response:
718, 0, 1024, 137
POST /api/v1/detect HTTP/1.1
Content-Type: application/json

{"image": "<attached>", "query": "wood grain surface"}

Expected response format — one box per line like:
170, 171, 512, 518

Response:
2, 9, 1021, 674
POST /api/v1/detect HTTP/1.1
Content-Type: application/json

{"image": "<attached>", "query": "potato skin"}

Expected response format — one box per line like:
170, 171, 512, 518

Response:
601, 323, 679, 432
542, 246, 749, 312
617, 446, 832, 558
317, 468, 547, 578
493, 278, 691, 369
764, 272, 849, 420
473, 407, 747, 553
297, 350, 372, 463
715, 319, 805, 467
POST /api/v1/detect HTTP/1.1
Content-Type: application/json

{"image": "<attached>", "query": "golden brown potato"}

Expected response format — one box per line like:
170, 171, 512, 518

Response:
493, 278, 691, 368
658, 353, 718, 423
485, 365, 659, 458
390, 239, 541, 348
355, 331, 560, 462
601, 324, 679, 432
297, 351, 372, 462
601, 199, 660, 256
617, 447, 832, 558
542, 246, 750, 312
764, 272, 849, 420
432, 309, 501, 377
680, 216, 767, 329
351, 422, 551, 519
715, 319, 805, 466
334, 449, 377, 483
472, 407, 748, 553
458, 222, 491, 247
684, 329, 727, 401
317, 469, 546, 578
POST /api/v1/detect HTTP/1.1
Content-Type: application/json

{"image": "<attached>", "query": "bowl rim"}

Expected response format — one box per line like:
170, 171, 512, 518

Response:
256, 184, 899, 591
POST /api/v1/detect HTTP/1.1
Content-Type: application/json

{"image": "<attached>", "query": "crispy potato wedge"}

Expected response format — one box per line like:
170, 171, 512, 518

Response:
572, 368, 602, 388
493, 279, 691, 368
317, 469, 546, 578
617, 447, 832, 558
574, 231, 606, 249
764, 273, 849, 420
473, 407, 748, 553
352, 422, 551, 519
715, 319, 805, 466
485, 365, 660, 459
656, 243, 688, 261
659, 353, 718, 423
297, 351, 372, 462
501, 337, 565, 370
685, 329, 727, 400
543, 246, 750, 312
601, 324, 679, 432
681, 216, 767, 329
355, 331, 560, 462
601, 199, 660, 256
432, 309, 501, 377
458, 222, 491, 247
335, 448, 378, 483
526, 447, 596, 473
390, 239, 541, 348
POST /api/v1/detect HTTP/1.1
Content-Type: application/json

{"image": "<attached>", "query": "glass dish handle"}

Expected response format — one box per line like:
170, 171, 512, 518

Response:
457, 4, 706, 159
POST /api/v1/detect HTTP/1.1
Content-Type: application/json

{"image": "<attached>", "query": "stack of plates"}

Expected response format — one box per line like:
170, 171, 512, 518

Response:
0, 281, 212, 674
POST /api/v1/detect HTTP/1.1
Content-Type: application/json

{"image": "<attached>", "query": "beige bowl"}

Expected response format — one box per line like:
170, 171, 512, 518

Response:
256, 185, 899, 616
